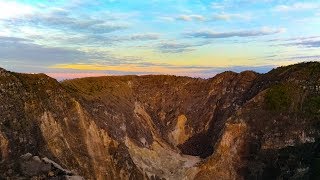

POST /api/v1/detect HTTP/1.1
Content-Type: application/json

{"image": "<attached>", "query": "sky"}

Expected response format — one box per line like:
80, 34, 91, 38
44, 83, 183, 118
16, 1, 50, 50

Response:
0, 0, 320, 79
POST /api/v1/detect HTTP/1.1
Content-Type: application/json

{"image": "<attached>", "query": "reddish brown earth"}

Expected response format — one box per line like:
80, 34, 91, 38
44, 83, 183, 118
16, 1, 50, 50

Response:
0, 62, 320, 179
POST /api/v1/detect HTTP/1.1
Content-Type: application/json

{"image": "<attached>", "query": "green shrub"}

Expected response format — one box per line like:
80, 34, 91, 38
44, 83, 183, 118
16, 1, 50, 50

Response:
303, 96, 320, 117
265, 84, 292, 111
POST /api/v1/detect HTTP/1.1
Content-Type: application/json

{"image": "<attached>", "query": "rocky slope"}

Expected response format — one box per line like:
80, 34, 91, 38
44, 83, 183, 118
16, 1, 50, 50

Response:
0, 62, 319, 179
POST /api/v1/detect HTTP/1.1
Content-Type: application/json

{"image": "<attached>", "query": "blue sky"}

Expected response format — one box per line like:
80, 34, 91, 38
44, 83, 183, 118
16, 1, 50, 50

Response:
0, 0, 319, 79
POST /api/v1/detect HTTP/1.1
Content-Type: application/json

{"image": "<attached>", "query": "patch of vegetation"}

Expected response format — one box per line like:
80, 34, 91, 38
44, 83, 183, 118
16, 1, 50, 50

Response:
3, 118, 30, 133
250, 141, 319, 180
311, 143, 320, 180
303, 96, 320, 118
265, 84, 292, 111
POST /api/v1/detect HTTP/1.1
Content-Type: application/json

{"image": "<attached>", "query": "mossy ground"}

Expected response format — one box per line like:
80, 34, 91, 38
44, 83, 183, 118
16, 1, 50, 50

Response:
265, 84, 293, 112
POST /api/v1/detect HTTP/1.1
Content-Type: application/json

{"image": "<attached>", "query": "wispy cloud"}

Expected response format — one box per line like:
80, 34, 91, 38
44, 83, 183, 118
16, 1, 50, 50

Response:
271, 36, 320, 48
22, 10, 129, 34
274, 2, 320, 12
268, 36, 320, 42
176, 14, 206, 21
0, 5, 148, 47
0, 36, 94, 65
0, 36, 145, 67
161, 12, 251, 22
157, 41, 208, 53
288, 55, 320, 60
158, 42, 195, 53
287, 40, 320, 48
125, 33, 161, 41
212, 13, 251, 21
186, 27, 285, 39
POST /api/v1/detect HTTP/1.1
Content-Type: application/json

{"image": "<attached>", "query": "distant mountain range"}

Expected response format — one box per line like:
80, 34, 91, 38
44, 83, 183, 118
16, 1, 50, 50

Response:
0, 62, 320, 179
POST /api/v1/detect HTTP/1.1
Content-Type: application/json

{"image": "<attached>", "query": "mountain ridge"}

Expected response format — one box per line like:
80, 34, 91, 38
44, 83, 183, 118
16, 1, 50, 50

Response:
0, 62, 320, 179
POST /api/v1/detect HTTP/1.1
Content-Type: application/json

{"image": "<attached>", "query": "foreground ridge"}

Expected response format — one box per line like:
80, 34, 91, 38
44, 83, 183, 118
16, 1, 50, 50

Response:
0, 62, 320, 179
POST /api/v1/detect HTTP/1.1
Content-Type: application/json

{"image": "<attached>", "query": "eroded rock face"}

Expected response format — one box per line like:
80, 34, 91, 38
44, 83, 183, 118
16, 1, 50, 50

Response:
125, 137, 200, 180
169, 115, 189, 146
0, 62, 320, 179
0, 131, 8, 160
1, 153, 84, 179
195, 121, 248, 180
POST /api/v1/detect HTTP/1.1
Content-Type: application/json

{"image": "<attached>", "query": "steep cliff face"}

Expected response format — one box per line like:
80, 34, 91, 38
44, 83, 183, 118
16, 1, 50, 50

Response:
0, 62, 319, 179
